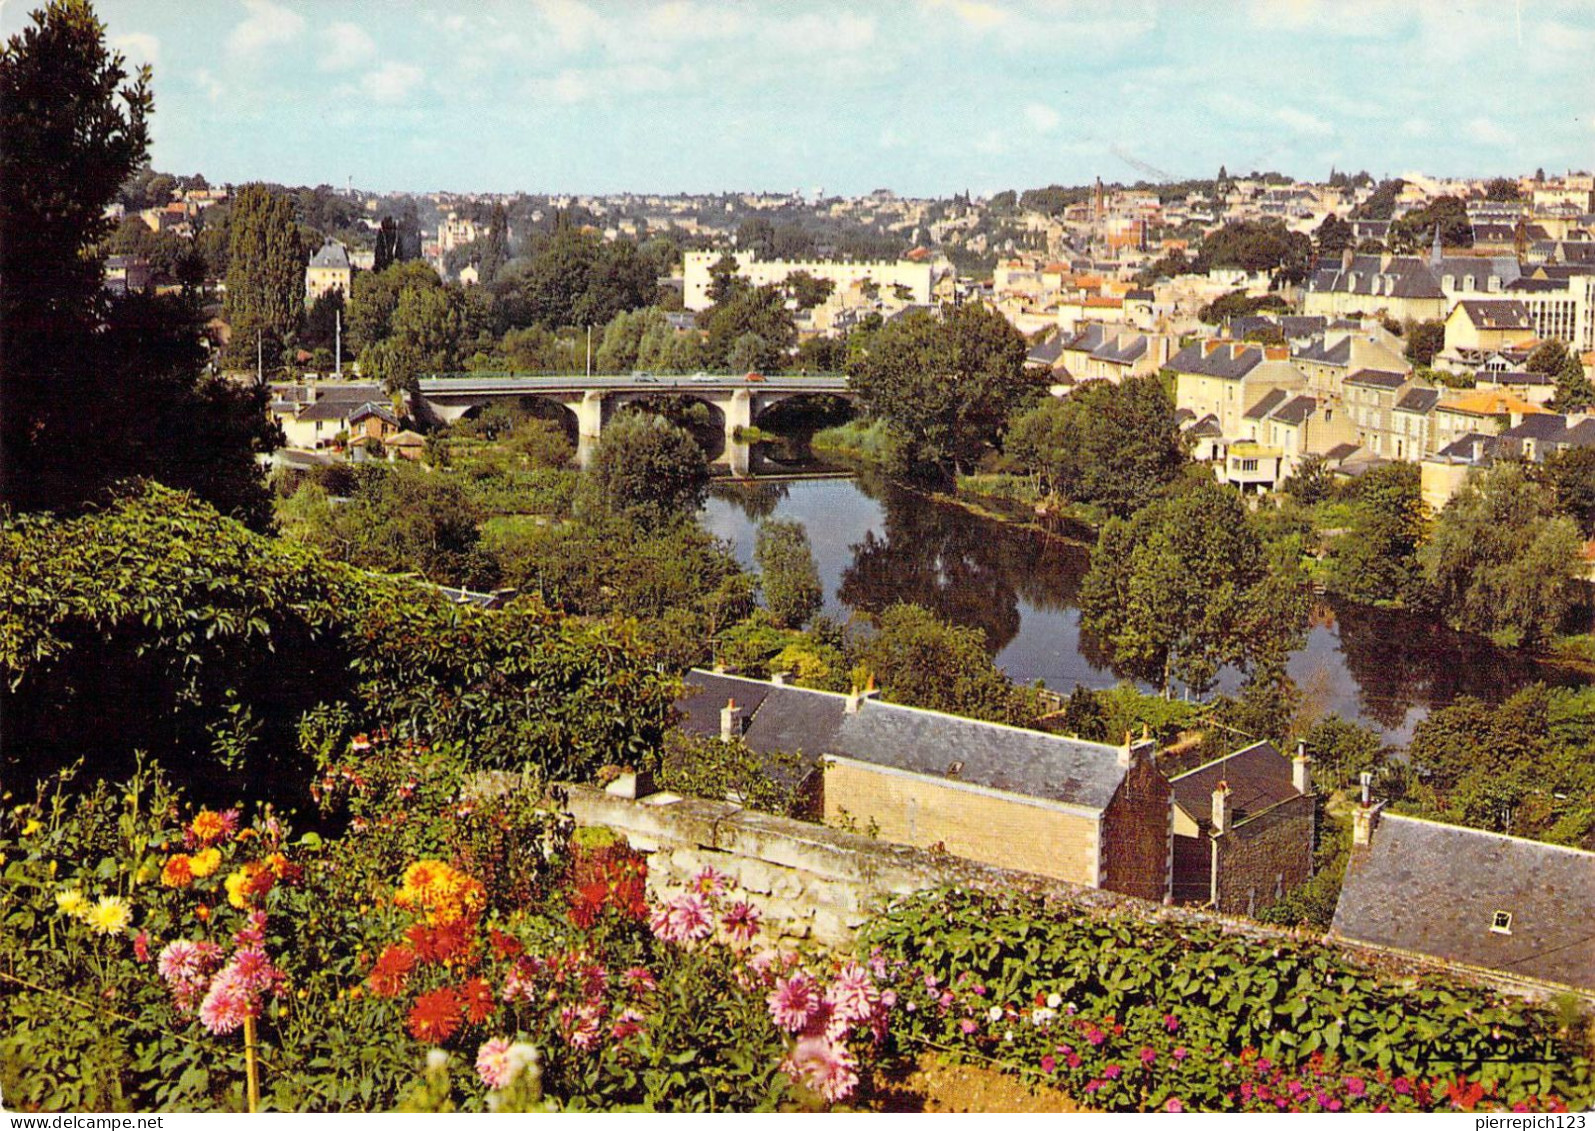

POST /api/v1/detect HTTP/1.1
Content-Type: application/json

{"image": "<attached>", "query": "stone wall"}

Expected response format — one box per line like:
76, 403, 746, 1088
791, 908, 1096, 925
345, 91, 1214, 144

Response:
1215, 794, 1316, 917
553, 783, 1591, 1004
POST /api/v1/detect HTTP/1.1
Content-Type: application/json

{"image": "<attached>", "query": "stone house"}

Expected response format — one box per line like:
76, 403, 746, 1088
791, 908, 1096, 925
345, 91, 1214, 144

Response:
1429, 389, 1548, 456
1390, 386, 1441, 460
1168, 741, 1316, 916
1342, 368, 1427, 459
1168, 340, 1306, 440
305, 241, 352, 305
674, 671, 1174, 901
1443, 299, 1535, 354
1331, 806, 1595, 994
1291, 332, 1410, 402
271, 382, 386, 450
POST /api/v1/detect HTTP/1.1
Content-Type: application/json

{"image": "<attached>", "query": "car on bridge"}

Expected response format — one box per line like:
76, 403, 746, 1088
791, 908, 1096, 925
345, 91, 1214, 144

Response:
744, 372, 764, 382
631, 371, 657, 382
691, 372, 717, 382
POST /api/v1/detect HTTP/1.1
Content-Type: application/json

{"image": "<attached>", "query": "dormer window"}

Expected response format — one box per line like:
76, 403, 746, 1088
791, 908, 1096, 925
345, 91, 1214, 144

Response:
1490, 911, 1513, 935
1442, 275, 1454, 291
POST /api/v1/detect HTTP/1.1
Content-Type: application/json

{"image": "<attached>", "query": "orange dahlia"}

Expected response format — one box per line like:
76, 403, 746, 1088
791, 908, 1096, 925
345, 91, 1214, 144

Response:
407, 987, 462, 1043
161, 854, 195, 888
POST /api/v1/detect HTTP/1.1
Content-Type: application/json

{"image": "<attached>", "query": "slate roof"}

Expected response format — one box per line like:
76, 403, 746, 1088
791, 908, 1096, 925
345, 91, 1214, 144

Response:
1027, 335, 1065, 366
677, 671, 1131, 812
295, 385, 387, 422
1093, 334, 1148, 365
1394, 387, 1440, 414
1166, 342, 1264, 379
1188, 414, 1224, 439
1434, 433, 1499, 462
1345, 368, 1407, 390
1294, 336, 1352, 366
1271, 394, 1318, 426
1305, 253, 1520, 300
1280, 316, 1329, 339
349, 402, 400, 426
1562, 419, 1595, 449
1243, 388, 1290, 421
1330, 813, 1595, 992
1323, 442, 1360, 462
309, 242, 351, 270
1454, 300, 1532, 331
1063, 323, 1111, 354
1501, 413, 1569, 441
1170, 741, 1302, 832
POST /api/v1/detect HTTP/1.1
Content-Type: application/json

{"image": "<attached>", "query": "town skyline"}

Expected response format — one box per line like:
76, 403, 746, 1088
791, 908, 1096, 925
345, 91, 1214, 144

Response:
11, 0, 1592, 198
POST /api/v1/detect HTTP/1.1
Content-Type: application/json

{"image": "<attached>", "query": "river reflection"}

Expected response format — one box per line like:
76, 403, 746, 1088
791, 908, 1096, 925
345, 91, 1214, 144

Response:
700, 473, 1579, 743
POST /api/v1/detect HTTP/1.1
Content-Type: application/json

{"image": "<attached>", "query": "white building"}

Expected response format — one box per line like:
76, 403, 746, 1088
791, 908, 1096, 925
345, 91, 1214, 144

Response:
682, 251, 933, 312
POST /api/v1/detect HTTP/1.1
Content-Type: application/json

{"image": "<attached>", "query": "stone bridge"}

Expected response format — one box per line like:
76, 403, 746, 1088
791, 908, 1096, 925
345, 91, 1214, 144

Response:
411, 374, 853, 474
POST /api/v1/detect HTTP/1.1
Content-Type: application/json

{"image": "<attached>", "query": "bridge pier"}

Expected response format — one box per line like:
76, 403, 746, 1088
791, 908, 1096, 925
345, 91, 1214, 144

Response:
568, 391, 605, 470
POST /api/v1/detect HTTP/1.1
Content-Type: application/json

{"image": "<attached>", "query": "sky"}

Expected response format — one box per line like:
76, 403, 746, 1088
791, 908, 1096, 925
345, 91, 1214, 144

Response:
7, 0, 1593, 197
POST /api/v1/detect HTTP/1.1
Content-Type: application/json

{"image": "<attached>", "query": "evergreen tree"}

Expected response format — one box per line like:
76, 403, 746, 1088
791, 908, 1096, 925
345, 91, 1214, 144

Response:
374, 215, 400, 272
222, 183, 303, 372
0, 0, 276, 526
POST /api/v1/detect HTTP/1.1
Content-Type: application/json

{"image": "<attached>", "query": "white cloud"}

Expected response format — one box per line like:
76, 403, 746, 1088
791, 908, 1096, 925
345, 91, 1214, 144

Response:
535, 0, 606, 51
526, 62, 696, 105
361, 61, 426, 104
1275, 106, 1333, 136
1401, 118, 1432, 137
192, 68, 226, 103
1024, 103, 1060, 133
111, 32, 160, 69
228, 0, 305, 59
953, 1, 1007, 30
321, 22, 377, 72
1467, 116, 1513, 145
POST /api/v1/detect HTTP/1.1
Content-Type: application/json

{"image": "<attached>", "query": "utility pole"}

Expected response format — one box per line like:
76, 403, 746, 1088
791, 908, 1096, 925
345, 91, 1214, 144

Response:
335, 309, 342, 379
586, 325, 592, 377
256, 328, 263, 385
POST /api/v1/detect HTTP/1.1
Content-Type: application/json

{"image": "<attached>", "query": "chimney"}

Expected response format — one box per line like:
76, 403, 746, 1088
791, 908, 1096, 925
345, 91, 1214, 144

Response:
720, 698, 742, 742
1341, 246, 1354, 273
1352, 771, 1383, 846
1211, 781, 1231, 835
844, 680, 879, 715
1292, 739, 1313, 795
1119, 725, 1157, 769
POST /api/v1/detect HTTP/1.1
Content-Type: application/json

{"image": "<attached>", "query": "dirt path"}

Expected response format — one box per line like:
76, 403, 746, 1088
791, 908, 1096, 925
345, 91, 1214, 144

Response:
860, 1052, 1091, 1113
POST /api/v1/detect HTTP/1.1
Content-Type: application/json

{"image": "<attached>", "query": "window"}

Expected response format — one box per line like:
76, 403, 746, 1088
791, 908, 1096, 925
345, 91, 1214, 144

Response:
1237, 458, 1259, 472
1491, 911, 1513, 935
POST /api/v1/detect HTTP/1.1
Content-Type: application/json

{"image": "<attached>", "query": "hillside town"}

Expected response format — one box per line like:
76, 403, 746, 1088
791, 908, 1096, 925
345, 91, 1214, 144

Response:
3, 0, 1594, 1117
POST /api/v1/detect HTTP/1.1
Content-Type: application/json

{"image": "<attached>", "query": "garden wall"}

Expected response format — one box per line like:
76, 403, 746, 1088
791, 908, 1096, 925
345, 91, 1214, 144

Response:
553, 783, 1592, 1005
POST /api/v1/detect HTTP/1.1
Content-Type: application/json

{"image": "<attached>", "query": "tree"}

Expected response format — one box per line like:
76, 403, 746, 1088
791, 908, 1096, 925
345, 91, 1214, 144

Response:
1005, 376, 1187, 517
1403, 319, 1446, 366
783, 270, 834, 311
1484, 177, 1521, 202
1541, 446, 1595, 536
374, 215, 400, 272
846, 303, 1035, 480
1351, 178, 1404, 221
0, 0, 276, 526
1421, 462, 1582, 646
479, 202, 510, 285
1078, 479, 1311, 694
1314, 213, 1353, 257
575, 412, 708, 528
1281, 453, 1335, 505
853, 603, 1038, 727
1323, 462, 1427, 605
703, 284, 795, 372
363, 282, 468, 395
1526, 340, 1594, 411
222, 183, 303, 370
347, 259, 441, 353
754, 519, 822, 629
1389, 195, 1472, 251
705, 253, 745, 306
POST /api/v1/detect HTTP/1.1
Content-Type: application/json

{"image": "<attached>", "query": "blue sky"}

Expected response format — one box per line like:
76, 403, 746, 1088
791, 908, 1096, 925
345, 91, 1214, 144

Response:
9, 0, 1592, 196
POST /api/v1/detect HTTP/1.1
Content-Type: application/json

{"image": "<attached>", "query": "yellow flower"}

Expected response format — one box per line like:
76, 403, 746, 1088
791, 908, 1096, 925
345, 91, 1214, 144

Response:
86, 895, 132, 935
189, 847, 222, 878
22, 819, 41, 836
225, 867, 251, 910
55, 888, 88, 919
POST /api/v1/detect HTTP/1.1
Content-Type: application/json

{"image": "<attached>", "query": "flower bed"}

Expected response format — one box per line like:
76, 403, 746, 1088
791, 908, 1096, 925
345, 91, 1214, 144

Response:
861, 890, 1593, 1112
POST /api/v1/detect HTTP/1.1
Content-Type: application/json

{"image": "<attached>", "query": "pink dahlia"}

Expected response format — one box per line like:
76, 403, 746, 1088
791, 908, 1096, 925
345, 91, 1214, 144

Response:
621, 966, 657, 996
227, 946, 279, 994
720, 900, 762, 945
1166, 1098, 1184, 1113
661, 893, 714, 944
198, 968, 254, 1035
767, 971, 821, 1032
559, 1003, 603, 1051
157, 938, 222, 989
782, 1035, 859, 1104
688, 866, 727, 899
233, 910, 268, 948
824, 962, 878, 1026
476, 1038, 515, 1090
611, 1008, 645, 1040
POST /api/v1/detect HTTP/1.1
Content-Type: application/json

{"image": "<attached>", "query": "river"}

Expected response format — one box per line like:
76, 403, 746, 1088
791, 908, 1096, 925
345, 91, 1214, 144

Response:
700, 472, 1574, 744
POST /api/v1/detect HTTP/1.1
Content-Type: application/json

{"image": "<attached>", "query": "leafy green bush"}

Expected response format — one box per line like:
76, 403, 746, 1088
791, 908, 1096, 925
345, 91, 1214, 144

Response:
863, 890, 1591, 1112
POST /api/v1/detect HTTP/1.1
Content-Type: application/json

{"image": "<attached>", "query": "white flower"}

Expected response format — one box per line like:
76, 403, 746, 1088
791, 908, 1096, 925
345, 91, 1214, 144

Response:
426, 1049, 449, 1073
987, 1005, 1003, 1022
506, 1042, 540, 1080
1046, 992, 1062, 1009
1031, 1007, 1057, 1026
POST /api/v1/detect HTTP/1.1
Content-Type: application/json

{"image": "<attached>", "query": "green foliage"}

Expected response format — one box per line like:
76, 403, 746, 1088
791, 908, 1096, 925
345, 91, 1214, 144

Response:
347, 260, 444, 355
853, 603, 1041, 727
865, 890, 1591, 1112
656, 731, 809, 817
1257, 811, 1350, 929
1389, 195, 1472, 251
1192, 220, 1313, 283
1314, 213, 1352, 256
846, 304, 1037, 480
1079, 480, 1311, 694
1322, 462, 1427, 605
1402, 320, 1445, 366
1005, 378, 1187, 518
1484, 177, 1521, 202
222, 184, 304, 369
1055, 683, 1201, 746
1351, 178, 1405, 221
754, 520, 822, 630
1195, 290, 1289, 324
702, 285, 796, 373
1541, 445, 1595, 536
0, 483, 678, 792
278, 464, 496, 587
1527, 341, 1595, 411
1301, 716, 1385, 793
575, 413, 710, 529
1403, 684, 1595, 847
1421, 462, 1582, 647
1280, 454, 1334, 505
